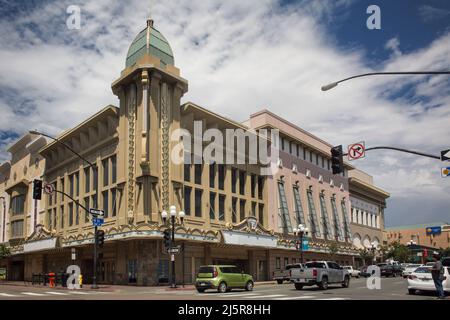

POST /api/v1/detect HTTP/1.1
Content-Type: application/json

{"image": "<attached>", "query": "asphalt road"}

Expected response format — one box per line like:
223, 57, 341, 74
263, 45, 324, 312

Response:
0, 277, 446, 300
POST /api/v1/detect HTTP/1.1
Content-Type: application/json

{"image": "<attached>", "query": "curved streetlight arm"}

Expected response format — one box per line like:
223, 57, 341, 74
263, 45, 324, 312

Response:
321, 71, 450, 91
30, 130, 96, 168
343, 146, 440, 160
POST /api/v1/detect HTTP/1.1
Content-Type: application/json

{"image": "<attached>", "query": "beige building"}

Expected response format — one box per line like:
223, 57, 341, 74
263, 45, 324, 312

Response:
0, 19, 390, 284
385, 223, 450, 250
348, 169, 389, 266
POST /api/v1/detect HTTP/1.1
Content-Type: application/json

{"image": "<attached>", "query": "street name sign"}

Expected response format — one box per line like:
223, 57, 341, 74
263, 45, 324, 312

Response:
347, 142, 365, 161
89, 208, 104, 218
43, 183, 54, 195
441, 149, 450, 162
92, 217, 104, 227
441, 167, 450, 178
168, 246, 181, 254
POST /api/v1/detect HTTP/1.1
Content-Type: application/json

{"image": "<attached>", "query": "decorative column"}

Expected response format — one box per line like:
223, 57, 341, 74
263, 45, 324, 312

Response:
127, 84, 137, 224
160, 83, 170, 211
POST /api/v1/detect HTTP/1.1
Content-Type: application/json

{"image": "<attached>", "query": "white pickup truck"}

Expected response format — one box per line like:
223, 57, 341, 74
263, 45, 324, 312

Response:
343, 266, 361, 278
273, 263, 304, 284
290, 261, 350, 290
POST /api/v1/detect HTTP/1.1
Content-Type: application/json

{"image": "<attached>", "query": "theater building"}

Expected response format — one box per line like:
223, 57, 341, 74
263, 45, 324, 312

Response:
0, 19, 389, 284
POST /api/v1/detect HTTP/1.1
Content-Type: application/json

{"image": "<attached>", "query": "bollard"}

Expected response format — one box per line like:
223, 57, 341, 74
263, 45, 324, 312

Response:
79, 274, 83, 288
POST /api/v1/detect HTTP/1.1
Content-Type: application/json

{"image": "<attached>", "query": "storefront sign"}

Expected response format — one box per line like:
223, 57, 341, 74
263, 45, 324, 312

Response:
0, 267, 6, 280
426, 226, 441, 235
222, 230, 278, 248
23, 238, 57, 253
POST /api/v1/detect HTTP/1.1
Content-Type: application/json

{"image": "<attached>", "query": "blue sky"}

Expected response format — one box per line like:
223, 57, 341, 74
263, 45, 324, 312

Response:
0, 0, 449, 227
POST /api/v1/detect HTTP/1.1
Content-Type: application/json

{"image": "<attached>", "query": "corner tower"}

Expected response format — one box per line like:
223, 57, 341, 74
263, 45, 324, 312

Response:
112, 19, 188, 225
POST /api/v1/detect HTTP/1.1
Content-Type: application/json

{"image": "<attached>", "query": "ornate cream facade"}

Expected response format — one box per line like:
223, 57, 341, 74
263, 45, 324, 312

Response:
0, 19, 389, 284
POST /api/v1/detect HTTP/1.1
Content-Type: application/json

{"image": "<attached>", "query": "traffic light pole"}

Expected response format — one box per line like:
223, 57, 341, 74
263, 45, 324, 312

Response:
343, 146, 441, 160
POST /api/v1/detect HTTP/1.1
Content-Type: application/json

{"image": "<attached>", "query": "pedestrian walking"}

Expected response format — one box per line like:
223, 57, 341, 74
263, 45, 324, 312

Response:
431, 253, 446, 299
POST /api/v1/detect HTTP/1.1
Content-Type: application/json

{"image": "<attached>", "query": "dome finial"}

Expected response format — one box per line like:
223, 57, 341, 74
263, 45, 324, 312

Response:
147, 18, 154, 28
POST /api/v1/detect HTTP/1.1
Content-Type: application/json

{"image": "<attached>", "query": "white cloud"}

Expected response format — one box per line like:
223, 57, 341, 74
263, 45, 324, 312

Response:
0, 0, 449, 225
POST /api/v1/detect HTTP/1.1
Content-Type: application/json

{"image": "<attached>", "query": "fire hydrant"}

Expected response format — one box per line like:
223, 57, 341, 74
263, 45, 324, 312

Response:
78, 274, 83, 288
48, 272, 55, 288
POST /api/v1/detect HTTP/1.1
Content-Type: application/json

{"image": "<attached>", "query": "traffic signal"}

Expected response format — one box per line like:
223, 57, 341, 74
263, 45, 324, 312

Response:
32, 179, 43, 200
163, 229, 171, 249
330, 145, 344, 175
96, 230, 105, 248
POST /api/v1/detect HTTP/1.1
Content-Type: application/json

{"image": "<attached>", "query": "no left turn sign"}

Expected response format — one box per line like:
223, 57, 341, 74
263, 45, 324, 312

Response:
348, 142, 365, 161
43, 183, 54, 195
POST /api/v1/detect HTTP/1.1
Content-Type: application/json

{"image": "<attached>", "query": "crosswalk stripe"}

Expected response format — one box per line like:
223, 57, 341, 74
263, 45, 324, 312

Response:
45, 291, 69, 296
242, 294, 285, 299
317, 297, 349, 300
274, 295, 316, 300
218, 293, 260, 297
21, 292, 46, 296
70, 291, 91, 295
0, 293, 20, 297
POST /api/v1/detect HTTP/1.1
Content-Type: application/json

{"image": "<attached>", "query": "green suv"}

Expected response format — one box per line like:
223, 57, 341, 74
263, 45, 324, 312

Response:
195, 265, 254, 293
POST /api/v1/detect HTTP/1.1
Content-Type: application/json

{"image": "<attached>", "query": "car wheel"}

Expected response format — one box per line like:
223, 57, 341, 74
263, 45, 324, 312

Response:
218, 282, 227, 293
277, 279, 283, 284
408, 289, 416, 295
342, 276, 350, 288
318, 277, 328, 290
392, 273, 396, 278
295, 283, 303, 290
245, 281, 254, 291
197, 288, 205, 293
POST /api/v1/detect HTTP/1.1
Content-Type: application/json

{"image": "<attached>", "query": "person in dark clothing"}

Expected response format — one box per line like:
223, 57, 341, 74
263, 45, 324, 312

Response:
431, 253, 446, 299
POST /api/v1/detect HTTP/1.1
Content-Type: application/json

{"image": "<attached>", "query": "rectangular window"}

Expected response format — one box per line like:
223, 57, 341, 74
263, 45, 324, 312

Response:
184, 187, 192, 216
251, 175, 256, 198
309, 151, 313, 163
60, 178, 65, 202
276, 257, 281, 270
319, 193, 332, 240
239, 199, 246, 221
11, 220, 24, 238
258, 204, 264, 226
84, 167, 90, 193
303, 148, 307, 160
195, 189, 202, 217
47, 210, 52, 230
103, 191, 109, 219
232, 197, 238, 223
69, 174, 74, 197
341, 200, 352, 241
251, 202, 256, 217
184, 164, 191, 182
111, 155, 117, 184
306, 190, 321, 237
111, 188, 117, 217
316, 153, 319, 166
75, 204, 79, 225
53, 208, 57, 229
239, 171, 246, 195
69, 203, 73, 227
258, 176, 264, 200
60, 206, 64, 229
321, 156, 325, 168
219, 195, 225, 221
231, 168, 237, 193
209, 164, 215, 188
92, 194, 97, 209
218, 165, 225, 190
281, 138, 285, 151
93, 166, 98, 192
209, 192, 216, 220
11, 195, 25, 215
75, 172, 79, 197
289, 141, 292, 154
327, 159, 330, 171
195, 164, 202, 185
277, 182, 292, 234
284, 257, 289, 268
84, 197, 90, 223
103, 158, 109, 186
293, 186, 305, 225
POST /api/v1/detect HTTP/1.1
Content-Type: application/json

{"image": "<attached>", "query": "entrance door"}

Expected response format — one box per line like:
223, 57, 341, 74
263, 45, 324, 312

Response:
257, 260, 267, 281
10, 261, 24, 281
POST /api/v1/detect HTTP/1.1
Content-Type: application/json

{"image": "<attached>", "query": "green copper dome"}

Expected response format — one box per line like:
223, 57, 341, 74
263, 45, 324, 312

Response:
125, 20, 174, 68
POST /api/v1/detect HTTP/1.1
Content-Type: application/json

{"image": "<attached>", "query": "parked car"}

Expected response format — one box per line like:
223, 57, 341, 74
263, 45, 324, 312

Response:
290, 261, 350, 290
195, 265, 254, 293
407, 266, 450, 295
360, 265, 373, 278
273, 263, 303, 284
443, 257, 450, 267
425, 262, 435, 267
343, 266, 360, 278
378, 263, 403, 277
402, 264, 423, 278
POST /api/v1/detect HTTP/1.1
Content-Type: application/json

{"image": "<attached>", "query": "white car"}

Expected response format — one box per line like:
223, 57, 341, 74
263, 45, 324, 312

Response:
407, 266, 450, 295
402, 264, 423, 278
343, 266, 360, 278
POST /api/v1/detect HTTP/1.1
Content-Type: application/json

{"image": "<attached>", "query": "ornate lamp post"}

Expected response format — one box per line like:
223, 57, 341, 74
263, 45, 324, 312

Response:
370, 241, 377, 263
293, 224, 309, 264
408, 240, 417, 263
162, 205, 185, 288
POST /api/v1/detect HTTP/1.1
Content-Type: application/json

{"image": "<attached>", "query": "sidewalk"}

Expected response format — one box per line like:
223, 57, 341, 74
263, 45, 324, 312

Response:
0, 280, 276, 292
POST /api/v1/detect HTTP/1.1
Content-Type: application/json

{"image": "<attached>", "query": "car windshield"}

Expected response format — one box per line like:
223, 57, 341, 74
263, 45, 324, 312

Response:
414, 267, 431, 273
305, 262, 326, 268
407, 264, 421, 268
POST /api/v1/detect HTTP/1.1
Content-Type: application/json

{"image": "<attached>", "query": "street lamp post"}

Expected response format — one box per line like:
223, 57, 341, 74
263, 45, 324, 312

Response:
408, 240, 417, 263
29, 130, 100, 289
321, 71, 450, 91
370, 241, 377, 263
162, 205, 185, 288
293, 224, 309, 264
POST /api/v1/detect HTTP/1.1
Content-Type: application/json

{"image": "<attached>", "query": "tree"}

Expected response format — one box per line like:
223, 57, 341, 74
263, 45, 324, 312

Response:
0, 244, 10, 259
358, 249, 373, 265
439, 247, 450, 258
386, 241, 410, 262
327, 241, 339, 261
